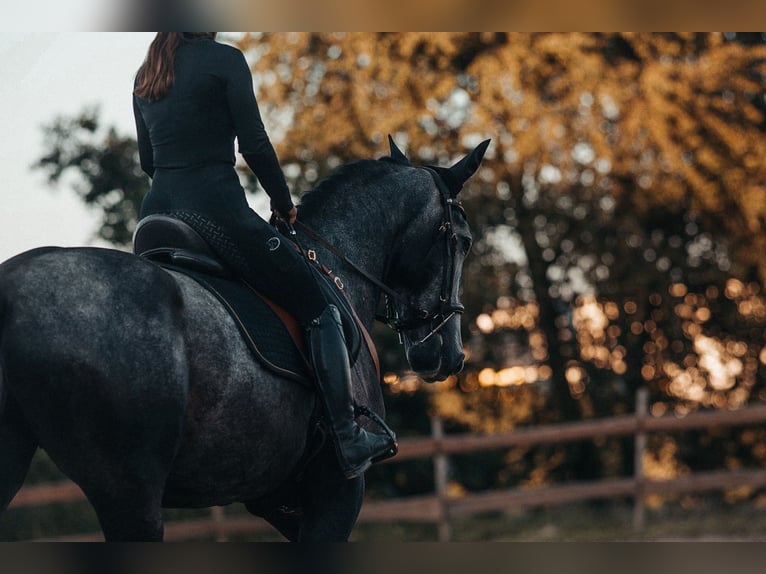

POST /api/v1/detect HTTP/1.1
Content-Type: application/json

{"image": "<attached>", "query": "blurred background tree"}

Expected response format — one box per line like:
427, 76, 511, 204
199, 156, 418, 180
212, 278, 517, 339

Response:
32, 32, 766, 505
34, 106, 146, 247
240, 32, 766, 490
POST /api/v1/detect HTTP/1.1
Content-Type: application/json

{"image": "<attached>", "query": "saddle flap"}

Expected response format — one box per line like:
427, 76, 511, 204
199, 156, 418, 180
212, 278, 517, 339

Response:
169, 251, 230, 277
168, 265, 314, 386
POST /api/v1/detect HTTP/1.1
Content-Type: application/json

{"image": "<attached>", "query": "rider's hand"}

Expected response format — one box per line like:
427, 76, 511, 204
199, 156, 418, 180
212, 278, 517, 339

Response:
274, 206, 298, 225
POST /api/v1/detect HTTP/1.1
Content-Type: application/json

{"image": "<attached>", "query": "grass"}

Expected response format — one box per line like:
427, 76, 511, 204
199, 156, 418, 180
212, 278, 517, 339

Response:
350, 499, 766, 541
4, 499, 766, 541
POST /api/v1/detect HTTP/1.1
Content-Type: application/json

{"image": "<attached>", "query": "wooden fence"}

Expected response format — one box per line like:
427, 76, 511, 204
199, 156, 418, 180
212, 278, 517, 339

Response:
9, 389, 766, 541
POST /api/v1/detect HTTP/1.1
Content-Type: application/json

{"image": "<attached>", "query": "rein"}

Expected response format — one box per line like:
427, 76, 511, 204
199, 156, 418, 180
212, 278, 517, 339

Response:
293, 219, 417, 316
285, 167, 465, 345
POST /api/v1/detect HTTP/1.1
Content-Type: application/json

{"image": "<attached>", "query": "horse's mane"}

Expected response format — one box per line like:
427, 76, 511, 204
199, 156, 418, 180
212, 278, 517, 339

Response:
297, 158, 404, 218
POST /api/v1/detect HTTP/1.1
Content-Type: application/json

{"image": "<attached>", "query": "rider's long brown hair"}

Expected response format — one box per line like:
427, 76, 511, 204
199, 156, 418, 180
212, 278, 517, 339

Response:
134, 32, 217, 101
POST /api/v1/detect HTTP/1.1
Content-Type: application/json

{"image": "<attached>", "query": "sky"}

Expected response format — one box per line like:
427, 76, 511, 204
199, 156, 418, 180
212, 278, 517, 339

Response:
0, 32, 156, 263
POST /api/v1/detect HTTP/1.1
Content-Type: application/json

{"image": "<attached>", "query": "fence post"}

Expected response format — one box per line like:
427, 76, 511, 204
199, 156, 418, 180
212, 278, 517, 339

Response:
431, 415, 452, 542
210, 505, 227, 541
632, 387, 648, 532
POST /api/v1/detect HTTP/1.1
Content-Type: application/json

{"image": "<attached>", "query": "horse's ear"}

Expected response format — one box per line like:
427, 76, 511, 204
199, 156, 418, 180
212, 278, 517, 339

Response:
388, 135, 410, 165
436, 139, 491, 196
449, 139, 490, 191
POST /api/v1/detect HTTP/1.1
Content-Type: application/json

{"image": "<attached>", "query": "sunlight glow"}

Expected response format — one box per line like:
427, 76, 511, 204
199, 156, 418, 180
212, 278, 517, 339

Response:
387, 279, 765, 413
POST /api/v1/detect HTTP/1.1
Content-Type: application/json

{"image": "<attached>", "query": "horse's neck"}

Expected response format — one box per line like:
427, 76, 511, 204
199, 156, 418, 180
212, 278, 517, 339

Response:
299, 180, 417, 327
298, 218, 389, 327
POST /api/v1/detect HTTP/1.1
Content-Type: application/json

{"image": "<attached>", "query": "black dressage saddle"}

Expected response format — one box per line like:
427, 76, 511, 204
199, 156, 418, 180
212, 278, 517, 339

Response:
133, 214, 364, 386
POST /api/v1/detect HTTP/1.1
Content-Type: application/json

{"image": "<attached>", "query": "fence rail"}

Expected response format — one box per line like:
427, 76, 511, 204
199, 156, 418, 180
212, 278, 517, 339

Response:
9, 389, 766, 541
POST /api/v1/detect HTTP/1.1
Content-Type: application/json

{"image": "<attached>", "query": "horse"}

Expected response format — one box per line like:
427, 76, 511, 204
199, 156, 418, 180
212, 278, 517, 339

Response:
0, 138, 489, 541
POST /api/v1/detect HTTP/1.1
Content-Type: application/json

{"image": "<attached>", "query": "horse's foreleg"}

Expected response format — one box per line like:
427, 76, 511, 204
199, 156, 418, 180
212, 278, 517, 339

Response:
73, 395, 185, 542
249, 504, 302, 541
78, 439, 174, 541
0, 398, 37, 515
88, 488, 165, 541
297, 451, 365, 542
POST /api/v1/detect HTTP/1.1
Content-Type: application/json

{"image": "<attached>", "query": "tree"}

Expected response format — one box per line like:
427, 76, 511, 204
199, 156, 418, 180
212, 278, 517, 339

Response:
238, 32, 766, 487
34, 107, 148, 248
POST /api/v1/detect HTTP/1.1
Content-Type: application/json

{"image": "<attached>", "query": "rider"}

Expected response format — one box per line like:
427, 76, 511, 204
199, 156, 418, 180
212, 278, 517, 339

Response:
132, 32, 396, 479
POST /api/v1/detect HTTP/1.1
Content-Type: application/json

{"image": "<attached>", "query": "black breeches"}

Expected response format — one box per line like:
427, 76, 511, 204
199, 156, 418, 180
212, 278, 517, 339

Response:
168, 210, 328, 325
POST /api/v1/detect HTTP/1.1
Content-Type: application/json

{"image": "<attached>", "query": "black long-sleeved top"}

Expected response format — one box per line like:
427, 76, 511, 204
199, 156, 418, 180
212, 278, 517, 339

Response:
133, 36, 294, 215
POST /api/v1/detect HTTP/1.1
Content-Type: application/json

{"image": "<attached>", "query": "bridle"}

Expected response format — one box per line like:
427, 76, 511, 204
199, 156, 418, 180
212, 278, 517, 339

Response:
289, 167, 467, 346
381, 167, 466, 345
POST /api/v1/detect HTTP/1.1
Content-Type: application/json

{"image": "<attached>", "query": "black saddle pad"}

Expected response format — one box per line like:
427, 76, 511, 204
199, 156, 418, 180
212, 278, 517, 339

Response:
163, 264, 362, 387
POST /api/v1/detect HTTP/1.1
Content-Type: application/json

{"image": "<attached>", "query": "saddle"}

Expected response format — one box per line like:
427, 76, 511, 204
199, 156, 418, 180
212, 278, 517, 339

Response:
133, 214, 366, 387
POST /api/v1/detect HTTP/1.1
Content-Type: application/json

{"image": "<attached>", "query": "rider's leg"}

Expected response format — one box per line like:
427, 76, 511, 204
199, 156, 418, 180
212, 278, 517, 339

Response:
307, 304, 396, 479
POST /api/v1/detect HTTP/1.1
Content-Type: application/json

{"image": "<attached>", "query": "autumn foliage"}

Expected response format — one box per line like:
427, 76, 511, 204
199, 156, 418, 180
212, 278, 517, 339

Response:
242, 32, 766, 278
237, 33, 766, 489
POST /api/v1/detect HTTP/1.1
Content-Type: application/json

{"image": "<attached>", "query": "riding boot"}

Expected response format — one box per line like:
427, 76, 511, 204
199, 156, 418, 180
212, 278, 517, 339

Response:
307, 305, 397, 479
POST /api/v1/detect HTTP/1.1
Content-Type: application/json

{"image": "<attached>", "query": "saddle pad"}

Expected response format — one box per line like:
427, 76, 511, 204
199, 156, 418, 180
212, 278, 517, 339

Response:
166, 264, 315, 387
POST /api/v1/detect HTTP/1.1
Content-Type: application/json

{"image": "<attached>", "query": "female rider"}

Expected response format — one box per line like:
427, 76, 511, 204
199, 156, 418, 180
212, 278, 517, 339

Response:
132, 32, 395, 479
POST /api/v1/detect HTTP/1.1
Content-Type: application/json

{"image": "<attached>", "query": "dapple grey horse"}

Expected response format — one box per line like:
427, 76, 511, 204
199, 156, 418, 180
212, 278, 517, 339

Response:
0, 139, 489, 541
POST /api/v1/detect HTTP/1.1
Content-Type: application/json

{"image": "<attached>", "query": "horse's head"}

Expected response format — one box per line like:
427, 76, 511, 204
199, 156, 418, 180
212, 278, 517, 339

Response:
384, 137, 490, 383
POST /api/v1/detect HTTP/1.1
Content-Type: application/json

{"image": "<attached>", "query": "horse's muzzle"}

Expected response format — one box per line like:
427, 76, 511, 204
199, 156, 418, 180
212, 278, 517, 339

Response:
406, 334, 465, 383
427, 351, 465, 383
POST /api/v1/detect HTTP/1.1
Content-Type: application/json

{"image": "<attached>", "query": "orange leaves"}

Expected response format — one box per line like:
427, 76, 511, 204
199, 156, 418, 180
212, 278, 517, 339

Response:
239, 32, 766, 278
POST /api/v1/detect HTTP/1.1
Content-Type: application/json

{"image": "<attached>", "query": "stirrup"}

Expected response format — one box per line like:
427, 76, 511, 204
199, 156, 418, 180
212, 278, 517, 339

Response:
354, 404, 399, 463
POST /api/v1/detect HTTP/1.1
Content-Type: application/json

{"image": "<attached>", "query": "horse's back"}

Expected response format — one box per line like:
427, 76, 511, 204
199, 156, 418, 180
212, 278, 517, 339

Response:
0, 247, 189, 490
0, 246, 184, 321
0, 247, 186, 387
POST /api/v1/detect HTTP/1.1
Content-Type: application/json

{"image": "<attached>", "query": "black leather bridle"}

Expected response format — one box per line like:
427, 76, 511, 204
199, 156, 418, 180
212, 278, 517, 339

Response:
288, 167, 467, 345
380, 167, 467, 345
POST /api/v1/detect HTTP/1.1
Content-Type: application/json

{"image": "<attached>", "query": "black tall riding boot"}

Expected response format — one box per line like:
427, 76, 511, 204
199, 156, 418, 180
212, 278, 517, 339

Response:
308, 305, 397, 479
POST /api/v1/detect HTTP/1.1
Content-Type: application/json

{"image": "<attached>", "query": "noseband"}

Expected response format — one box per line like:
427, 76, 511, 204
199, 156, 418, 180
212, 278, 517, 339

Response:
290, 168, 466, 345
